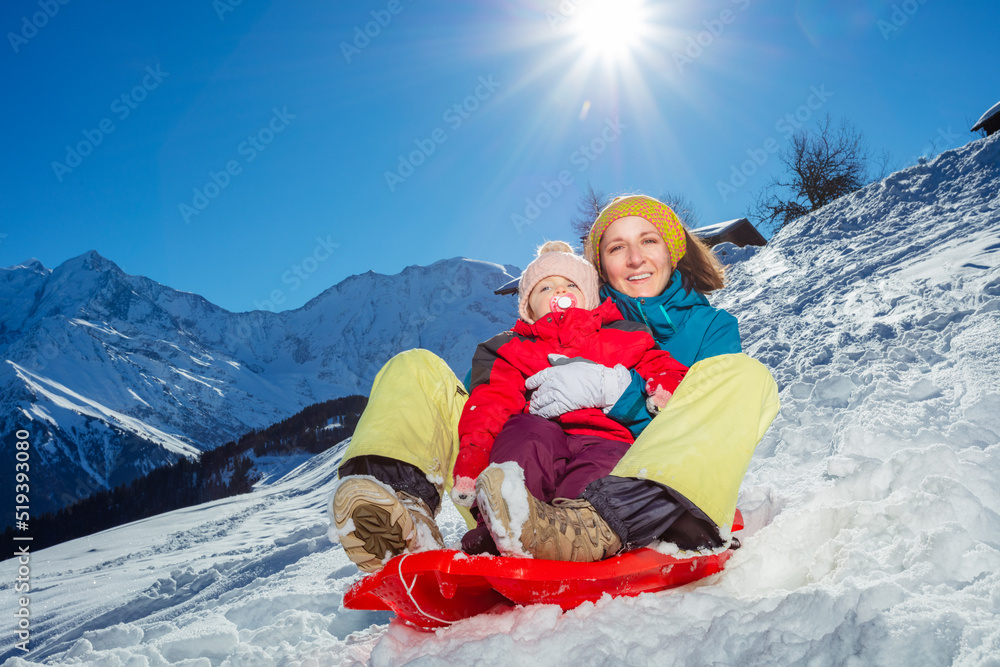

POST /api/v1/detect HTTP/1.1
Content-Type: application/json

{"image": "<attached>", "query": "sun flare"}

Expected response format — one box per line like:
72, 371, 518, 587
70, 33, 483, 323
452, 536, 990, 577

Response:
571, 0, 648, 62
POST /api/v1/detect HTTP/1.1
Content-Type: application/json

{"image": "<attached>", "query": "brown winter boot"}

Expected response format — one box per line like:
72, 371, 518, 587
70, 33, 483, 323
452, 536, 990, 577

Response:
397, 489, 445, 552
476, 465, 622, 562
330, 477, 444, 573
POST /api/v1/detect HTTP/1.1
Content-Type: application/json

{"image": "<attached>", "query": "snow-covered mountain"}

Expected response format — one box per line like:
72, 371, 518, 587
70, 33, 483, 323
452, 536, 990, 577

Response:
0, 255, 518, 516
5, 134, 997, 666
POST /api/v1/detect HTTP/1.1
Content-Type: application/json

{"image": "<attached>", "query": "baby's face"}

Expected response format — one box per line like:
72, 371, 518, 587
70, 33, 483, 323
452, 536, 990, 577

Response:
527, 275, 585, 321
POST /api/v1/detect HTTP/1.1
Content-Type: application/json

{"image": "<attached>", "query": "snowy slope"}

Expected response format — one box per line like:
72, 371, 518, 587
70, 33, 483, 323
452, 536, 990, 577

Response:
2, 134, 999, 665
0, 256, 518, 515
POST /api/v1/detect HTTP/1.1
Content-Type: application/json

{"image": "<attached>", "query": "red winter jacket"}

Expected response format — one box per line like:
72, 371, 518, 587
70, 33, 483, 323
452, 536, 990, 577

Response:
455, 299, 688, 482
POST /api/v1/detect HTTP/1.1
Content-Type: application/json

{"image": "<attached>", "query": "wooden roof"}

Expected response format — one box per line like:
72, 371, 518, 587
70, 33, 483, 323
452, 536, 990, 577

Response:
691, 218, 767, 248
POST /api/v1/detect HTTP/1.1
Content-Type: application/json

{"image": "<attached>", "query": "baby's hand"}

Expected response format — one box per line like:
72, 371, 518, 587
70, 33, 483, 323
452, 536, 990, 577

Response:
451, 476, 477, 507
645, 373, 676, 414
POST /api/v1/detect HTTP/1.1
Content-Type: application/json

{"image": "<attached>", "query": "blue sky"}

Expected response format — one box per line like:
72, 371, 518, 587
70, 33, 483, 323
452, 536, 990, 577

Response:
2, 0, 997, 313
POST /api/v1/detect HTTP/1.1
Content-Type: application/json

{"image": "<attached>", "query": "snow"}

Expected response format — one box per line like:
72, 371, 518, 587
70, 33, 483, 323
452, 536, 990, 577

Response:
67, 319, 132, 339
712, 241, 760, 266
9, 361, 201, 460
691, 218, 745, 237
3, 134, 1000, 665
480, 462, 533, 558
126, 389, 151, 408
250, 453, 316, 486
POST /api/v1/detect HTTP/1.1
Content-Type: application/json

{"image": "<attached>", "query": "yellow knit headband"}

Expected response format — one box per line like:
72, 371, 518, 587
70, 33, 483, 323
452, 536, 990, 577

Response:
590, 195, 686, 276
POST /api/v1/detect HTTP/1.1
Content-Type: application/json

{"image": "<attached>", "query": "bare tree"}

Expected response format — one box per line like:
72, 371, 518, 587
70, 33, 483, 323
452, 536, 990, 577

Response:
658, 191, 702, 229
751, 115, 890, 234
570, 183, 609, 245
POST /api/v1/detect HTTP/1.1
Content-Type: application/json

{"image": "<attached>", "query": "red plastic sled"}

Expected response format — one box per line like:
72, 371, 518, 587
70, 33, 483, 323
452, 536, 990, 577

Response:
344, 510, 743, 629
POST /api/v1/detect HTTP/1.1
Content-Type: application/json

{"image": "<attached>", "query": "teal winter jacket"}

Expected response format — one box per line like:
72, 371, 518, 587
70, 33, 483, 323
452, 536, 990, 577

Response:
604, 270, 741, 435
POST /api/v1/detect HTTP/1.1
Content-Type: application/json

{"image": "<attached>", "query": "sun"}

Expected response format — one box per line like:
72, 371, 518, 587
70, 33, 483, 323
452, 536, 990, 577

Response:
570, 0, 649, 63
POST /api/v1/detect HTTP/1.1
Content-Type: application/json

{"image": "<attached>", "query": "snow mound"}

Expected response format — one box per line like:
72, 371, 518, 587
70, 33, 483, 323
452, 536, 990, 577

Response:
712, 241, 760, 265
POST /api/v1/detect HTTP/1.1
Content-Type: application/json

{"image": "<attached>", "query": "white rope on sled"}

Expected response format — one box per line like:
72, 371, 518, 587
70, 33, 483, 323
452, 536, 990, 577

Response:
397, 553, 456, 626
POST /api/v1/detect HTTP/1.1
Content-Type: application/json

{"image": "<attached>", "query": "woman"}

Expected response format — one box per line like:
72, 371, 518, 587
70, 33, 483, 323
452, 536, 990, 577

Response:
476, 195, 780, 561
330, 195, 779, 571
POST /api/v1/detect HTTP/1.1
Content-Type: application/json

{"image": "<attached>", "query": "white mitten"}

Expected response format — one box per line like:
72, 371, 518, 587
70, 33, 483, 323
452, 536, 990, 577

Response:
525, 355, 632, 418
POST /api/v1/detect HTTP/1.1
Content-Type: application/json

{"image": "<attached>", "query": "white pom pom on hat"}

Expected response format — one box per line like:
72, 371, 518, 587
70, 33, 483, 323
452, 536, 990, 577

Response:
517, 241, 600, 323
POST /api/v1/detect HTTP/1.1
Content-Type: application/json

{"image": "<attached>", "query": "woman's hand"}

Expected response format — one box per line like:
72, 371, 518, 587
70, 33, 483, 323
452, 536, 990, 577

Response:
525, 354, 632, 419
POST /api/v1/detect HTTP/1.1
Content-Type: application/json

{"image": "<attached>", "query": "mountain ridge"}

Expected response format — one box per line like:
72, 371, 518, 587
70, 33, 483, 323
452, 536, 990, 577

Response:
1, 252, 519, 517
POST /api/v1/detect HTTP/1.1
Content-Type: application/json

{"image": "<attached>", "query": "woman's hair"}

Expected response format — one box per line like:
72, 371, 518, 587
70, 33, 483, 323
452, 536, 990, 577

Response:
675, 229, 726, 294
584, 194, 727, 295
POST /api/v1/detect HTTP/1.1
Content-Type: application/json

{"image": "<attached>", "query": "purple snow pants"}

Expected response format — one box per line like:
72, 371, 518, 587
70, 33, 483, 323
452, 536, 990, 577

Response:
462, 413, 632, 555
489, 413, 631, 502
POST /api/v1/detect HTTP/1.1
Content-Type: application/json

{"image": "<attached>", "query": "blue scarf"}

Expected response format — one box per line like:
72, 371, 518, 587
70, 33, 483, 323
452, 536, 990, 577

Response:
601, 270, 740, 367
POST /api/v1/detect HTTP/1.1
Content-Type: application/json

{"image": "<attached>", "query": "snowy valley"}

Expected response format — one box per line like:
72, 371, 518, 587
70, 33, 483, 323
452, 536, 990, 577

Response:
0, 256, 518, 516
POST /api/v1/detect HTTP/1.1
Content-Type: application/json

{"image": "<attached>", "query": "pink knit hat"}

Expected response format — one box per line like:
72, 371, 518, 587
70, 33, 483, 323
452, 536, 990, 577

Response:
518, 241, 600, 324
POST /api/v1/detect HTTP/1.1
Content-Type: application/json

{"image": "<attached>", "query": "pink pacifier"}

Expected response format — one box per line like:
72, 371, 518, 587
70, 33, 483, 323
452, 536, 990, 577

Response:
549, 293, 577, 313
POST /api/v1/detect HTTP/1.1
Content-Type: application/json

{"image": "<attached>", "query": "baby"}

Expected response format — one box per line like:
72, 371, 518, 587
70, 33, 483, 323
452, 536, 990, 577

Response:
452, 241, 687, 551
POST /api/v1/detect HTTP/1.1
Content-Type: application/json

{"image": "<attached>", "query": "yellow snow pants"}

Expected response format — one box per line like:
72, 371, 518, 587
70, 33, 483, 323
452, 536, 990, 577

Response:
340, 349, 779, 530
608, 353, 780, 528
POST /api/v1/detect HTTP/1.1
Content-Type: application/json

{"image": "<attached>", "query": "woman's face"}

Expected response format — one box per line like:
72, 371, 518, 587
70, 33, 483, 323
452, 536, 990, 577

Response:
599, 216, 673, 298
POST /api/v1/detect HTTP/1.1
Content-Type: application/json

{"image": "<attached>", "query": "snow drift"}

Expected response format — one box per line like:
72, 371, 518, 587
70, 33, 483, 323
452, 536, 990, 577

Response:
2, 134, 999, 665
